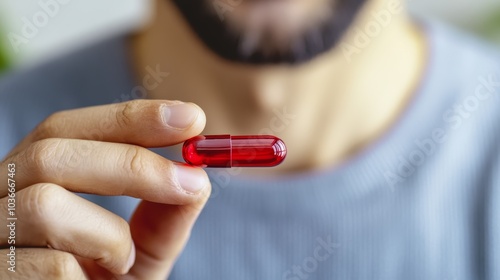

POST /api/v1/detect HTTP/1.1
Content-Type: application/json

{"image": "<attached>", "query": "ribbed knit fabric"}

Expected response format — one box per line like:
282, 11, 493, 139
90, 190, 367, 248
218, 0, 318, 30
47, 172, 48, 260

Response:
1, 21, 499, 280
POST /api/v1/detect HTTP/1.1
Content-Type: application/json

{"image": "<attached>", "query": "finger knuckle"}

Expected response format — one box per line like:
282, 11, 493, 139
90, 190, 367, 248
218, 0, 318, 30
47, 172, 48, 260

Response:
108, 217, 132, 249
24, 184, 65, 225
123, 146, 147, 177
26, 139, 64, 179
116, 100, 142, 129
31, 112, 64, 141
47, 251, 82, 279
115, 100, 162, 131
117, 217, 132, 240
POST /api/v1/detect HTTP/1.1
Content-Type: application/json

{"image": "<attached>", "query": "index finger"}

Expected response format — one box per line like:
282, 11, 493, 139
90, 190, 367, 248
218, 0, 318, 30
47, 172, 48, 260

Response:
7, 99, 206, 158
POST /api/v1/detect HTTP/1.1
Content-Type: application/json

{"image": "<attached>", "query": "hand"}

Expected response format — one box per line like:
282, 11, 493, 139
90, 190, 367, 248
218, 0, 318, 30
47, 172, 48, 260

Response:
0, 100, 211, 279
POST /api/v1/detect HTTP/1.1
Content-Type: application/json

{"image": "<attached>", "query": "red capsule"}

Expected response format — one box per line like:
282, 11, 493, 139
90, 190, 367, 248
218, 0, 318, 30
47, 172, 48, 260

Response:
182, 135, 287, 168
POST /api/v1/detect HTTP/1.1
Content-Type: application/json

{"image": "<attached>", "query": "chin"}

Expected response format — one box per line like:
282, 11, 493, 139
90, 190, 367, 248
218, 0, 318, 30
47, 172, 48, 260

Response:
171, 0, 367, 65
223, 0, 334, 55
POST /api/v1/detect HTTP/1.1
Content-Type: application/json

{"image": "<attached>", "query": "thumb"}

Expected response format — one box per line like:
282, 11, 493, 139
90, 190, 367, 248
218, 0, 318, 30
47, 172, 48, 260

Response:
125, 183, 211, 279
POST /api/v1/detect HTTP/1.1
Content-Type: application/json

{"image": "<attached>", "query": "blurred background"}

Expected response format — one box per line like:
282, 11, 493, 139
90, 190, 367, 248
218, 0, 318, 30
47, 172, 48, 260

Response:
0, 0, 499, 73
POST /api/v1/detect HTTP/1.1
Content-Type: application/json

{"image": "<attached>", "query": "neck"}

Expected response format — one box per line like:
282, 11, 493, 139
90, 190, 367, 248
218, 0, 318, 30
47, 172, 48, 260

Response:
130, 0, 427, 173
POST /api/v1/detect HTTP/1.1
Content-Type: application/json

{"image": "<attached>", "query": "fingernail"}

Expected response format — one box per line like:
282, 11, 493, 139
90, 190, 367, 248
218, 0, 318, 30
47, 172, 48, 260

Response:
161, 103, 200, 129
174, 164, 208, 194
127, 243, 136, 271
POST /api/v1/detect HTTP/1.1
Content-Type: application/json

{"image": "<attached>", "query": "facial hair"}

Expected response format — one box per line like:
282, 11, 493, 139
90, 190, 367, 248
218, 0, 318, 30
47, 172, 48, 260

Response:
171, 0, 367, 65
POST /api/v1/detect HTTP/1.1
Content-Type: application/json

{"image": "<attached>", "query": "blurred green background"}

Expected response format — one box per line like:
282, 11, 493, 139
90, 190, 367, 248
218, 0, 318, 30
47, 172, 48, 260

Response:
0, 27, 10, 73
476, 9, 500, 44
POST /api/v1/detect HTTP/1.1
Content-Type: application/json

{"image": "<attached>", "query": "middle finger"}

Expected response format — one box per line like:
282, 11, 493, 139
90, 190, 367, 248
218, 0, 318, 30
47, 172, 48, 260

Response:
0, 138, 209, 204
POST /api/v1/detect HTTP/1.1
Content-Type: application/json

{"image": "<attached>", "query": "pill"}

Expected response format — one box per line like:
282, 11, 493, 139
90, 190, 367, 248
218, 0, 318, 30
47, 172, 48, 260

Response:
182, 135, 287, 168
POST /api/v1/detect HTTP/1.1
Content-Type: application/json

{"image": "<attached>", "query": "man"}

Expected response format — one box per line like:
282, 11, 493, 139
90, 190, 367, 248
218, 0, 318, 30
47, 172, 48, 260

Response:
0, 0, 499, 279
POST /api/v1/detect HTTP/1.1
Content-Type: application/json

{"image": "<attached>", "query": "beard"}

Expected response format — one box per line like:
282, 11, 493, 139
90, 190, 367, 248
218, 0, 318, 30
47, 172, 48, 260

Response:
171, 0, 367, 65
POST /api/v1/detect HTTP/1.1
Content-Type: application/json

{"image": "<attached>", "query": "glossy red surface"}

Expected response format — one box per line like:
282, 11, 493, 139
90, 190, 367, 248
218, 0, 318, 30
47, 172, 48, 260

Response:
182, 135, 287, 168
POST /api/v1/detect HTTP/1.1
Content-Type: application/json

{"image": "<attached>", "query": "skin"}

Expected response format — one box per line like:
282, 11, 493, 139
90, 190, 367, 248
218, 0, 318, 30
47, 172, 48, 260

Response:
132, 0, 427, 173
0, 0, 426, 278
